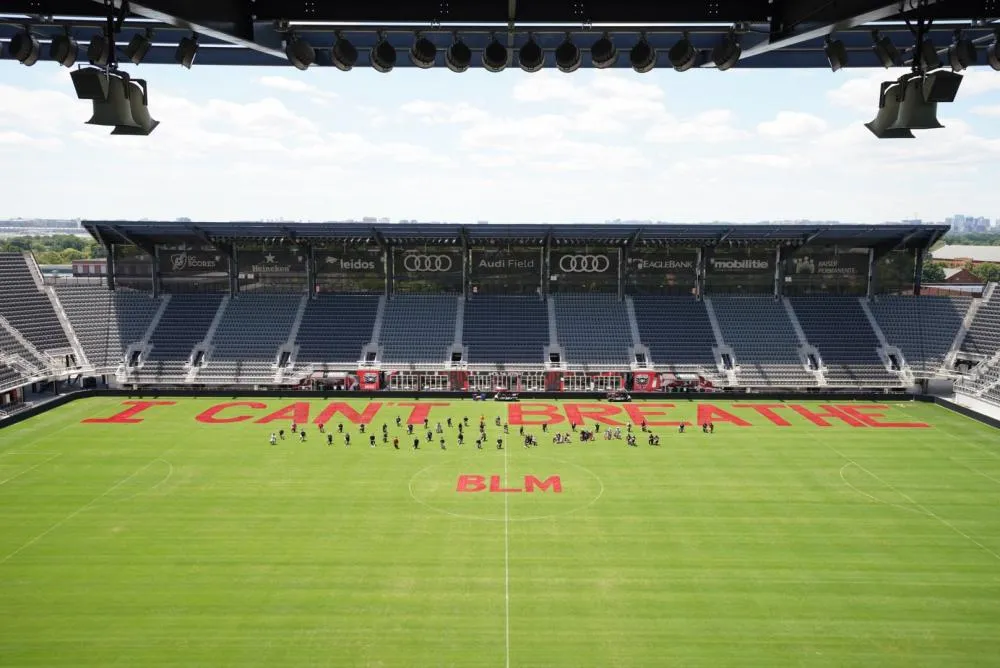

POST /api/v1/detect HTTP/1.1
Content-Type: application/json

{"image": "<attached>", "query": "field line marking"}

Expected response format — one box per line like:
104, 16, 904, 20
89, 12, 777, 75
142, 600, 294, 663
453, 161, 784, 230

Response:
503, 424, 511, 668
828, 445, 1000, 564
0, 453, 62, 487
0, 454, 165, 567
0, 399, 104, 456
838, 462, 931, 517
893, 404, 1000, 486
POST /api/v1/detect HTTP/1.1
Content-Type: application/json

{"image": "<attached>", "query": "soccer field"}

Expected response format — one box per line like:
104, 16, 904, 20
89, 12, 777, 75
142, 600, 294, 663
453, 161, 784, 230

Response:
0, 397, 998, 667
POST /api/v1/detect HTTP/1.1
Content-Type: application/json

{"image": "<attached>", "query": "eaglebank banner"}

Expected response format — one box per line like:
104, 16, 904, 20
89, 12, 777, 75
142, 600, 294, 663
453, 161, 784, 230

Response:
83, 400, 931, 429
238, 249, 307, 275
470, 249, 541, 276
158, 248, 229, 274
394, 248, 464, 276
315, 248, 384, 277
786, 250, 869, 277
627, 249, 697, 275
550, 249, 619, 276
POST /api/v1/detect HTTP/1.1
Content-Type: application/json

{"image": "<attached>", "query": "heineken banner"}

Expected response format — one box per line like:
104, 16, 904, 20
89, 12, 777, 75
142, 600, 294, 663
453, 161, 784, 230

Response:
705, 247, 774, 294
238, 249, 307, 276
393, 247, 464, 293
314, 247, 384, 277
469, 248, 542, 294
626, 247, 697, 295
158, 246, 228, 275
549, 248, 620, 293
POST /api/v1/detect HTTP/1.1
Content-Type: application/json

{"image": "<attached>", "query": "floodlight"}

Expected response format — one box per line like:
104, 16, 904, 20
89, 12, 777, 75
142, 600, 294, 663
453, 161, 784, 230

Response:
112, 79, 159, 135
410, 34, 437, 68
712, 32, 741, 70
8, 29, 41, 66
591, 33, 618, 69
518, 36, 544, 72
989, 30, 1000, 71
331, 33, 358, 71
71, 66, 110, 100
629, 35, 656, 73
446, 37, 472, 72
554, 36, 581, 73
371, 35, 397, 73
175, 34, 198, 68
865, 82, 914, 138
890, 76, 943, 131
87, 33, 110, 66
922, 69, 963, 103
824, 36, 847, 71
124, 30, 152, 65
668, 32, 699, 71
916, 39, 941, 71
285, 34, 315, 70
86, 73, 137, 128
872, 31, 901, 68
50, 32, 79, 68
481, 36, 507, 72
948, 31, 977, 72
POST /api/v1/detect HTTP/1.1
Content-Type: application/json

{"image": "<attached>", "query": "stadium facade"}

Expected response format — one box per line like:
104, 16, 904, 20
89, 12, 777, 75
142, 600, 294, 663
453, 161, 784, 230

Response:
1, 221, 999, 407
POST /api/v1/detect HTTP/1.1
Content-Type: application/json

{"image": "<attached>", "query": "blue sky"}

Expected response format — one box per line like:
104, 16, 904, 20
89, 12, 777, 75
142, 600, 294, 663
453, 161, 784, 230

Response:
1, 61, 999, 224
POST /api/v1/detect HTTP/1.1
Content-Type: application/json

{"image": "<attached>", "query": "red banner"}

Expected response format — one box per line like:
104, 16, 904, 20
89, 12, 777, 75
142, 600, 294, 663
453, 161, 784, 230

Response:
357, 369, 381, 391
632, 371, 661, 392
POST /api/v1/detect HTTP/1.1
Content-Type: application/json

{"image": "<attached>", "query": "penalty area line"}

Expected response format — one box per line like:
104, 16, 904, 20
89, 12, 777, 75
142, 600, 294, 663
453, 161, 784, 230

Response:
503, 425, 511, 668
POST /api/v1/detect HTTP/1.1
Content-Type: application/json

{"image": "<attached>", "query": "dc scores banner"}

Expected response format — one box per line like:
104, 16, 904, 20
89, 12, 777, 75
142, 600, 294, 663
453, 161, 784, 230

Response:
158, 245, 229, 275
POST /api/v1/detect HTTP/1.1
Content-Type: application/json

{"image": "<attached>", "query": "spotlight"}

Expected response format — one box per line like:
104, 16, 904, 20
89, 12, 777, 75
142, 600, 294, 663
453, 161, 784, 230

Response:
175, 34, 198, 68
989, 30, 1000, 71
50, 32, 79, 68
371, 35, 397, 73
446, 37, 472, 72
712, 32, 741, 71
285, 34, 315, 70
112, 79, 159, 135
71, 66, 110, 101
87, 33, 110, 66
124, 30, 152, 65
555, 35, 581, 73
518, 36, 544, 72
629, 35, 656, 73
865, 82, 913, 139
872, 31, 901, 68
481, 36, 507, 72
891, 76, 943, 131
86, 73, 136, 129
948, 31, 977, 72
591, 33, 617, 69
331, 33, 358, 71
917, 39, 941, 71
668, 32, 699, 71
922, 69, 963, 103
824, 36, 847, 71
8, 29, 41, 66
410, 34, 437, 68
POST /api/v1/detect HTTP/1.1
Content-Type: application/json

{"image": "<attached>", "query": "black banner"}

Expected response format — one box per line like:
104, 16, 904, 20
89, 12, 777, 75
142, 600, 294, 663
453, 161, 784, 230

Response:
238, 249, 307, 275
158, 247, 228, 275
626, 247, 697, 295
705, 247, 775, 294
548, 248, 619, 293
470, 248, 542, 295
314, 247, 384, 277
785, 250, 868, 278
393, 247, 464, 293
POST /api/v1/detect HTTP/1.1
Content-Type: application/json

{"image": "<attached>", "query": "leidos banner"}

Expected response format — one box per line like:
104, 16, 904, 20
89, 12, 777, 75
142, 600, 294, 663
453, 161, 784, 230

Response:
238, 249, 307, 275
550, 250, 619, 275
470, 249, 541, 276
315, 248, 384, 277
158, 248, 228, 274
394, 248, 464, 276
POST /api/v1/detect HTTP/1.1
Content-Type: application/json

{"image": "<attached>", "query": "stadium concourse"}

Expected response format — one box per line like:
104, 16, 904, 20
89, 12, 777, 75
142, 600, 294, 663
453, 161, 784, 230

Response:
0, 220, 999, 413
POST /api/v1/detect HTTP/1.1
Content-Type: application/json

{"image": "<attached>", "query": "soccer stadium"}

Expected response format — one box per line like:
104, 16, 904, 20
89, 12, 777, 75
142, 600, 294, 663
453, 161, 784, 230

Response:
2, 1, 1000, 666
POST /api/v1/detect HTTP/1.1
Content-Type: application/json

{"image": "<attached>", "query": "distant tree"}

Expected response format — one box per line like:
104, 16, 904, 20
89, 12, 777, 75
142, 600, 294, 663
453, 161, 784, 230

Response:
971, 262, 1000, 283
944, 232, 1000, 246
921, 262, 946, 283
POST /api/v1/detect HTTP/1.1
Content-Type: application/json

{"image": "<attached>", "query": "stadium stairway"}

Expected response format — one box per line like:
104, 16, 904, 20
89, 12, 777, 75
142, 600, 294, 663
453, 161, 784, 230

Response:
130, 294, 225, 384
0, 253, 75, 370
869, 294, 973, 378
958, 283, 1000, 360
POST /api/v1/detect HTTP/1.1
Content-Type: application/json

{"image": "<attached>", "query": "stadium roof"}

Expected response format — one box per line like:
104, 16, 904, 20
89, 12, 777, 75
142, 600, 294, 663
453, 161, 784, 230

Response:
1, 0, 997, 70
82, 220, 949, 250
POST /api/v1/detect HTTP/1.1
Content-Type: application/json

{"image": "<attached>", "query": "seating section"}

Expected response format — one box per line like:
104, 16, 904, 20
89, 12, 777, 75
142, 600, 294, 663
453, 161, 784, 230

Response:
961, 290, 1000, 357
790, 297, 900, 386
0, 253, 70, 355
0, 322, 47, 373
0, 363, 24, 390
201, 295, 301, 383
956, 355, 1000, 407
870, 295, 973, 375
133, 294, 223, 382
631, 296, 716, 369
55, 285, 161, 370
553, 294, 632, 366
464, 295, 548, 363
711, 296, 816, 386
294, 295, 380, 367
380, 295, 457, 363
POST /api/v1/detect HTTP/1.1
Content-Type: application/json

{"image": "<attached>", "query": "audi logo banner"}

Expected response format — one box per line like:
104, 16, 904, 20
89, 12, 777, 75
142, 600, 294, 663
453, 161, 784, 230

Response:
551, 251, 618, 275
394, 249, 463, 275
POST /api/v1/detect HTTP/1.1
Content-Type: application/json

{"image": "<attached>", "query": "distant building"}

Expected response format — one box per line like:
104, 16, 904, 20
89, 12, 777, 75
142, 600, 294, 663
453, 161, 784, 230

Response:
72, 258, 107, 276
942, 267, 981, 283
931, 245, 1000, 266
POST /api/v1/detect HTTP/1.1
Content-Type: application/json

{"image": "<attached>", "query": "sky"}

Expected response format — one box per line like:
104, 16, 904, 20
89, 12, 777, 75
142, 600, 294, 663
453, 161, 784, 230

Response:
1, 59, 999, 224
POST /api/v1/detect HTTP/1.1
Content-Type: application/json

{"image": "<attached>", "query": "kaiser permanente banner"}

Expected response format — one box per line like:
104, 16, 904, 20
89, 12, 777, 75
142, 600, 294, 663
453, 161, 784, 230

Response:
785, 250, 869, 278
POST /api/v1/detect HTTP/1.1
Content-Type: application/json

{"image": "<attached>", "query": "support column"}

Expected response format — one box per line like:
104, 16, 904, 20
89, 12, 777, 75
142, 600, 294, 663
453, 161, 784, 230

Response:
696, 247, 710, 298
229, 246, 238, 296
542, 240, 551, 299
618, 247, 625, 301
105, 244, 116, 291
151, 245, 161, 298
774, 246, 785, 297
866, 248, 877, 299
385, 247, 393, 297
305, 244, 316, 296
913, 247, 924, 296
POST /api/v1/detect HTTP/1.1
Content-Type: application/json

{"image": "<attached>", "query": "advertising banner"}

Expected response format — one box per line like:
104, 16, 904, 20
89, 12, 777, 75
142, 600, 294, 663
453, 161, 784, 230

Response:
785, 250, 868, 278
314, 247, 384, 277
356, 369, 381, 391
632, 370, 662, 392
158, 247, 228, 275
549, 248, 620, 293
626, 247, 697, 294
705, 247, 775, 294
393, 248, 464, 276
238, 249, 307, 275
470, 248, 541, 276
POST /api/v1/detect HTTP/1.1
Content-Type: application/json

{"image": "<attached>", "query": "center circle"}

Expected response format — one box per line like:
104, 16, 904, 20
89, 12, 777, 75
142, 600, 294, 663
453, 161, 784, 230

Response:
408, 453, 604, 522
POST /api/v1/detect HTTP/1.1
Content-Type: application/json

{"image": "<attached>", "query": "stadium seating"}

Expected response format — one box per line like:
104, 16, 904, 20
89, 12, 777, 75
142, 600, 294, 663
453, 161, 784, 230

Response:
870, 295, 972, 375
200, 294, 301, 383
789, 297, 901, 386
380, 295, 458, 363
0, 363, 24, 390
631, 296, 717, 370
464, 295, 549, 364
553, 294, 633, 366
133, 294, 223, 382
960, 290, 1000, 357
711, 296, 817, 386
292, 294, 381, 368
55, 285, 161, 371
0, 322, 46, 373
0, 253, 71, 356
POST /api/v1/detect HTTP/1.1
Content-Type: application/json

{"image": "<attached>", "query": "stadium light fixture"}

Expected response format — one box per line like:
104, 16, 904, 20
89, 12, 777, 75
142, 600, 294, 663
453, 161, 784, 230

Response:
824, 36, 847, 71
124, 29, 153, 65
446, 35, 472, 72
519, 35, 544, 72
591, 33, 618, 69
872, 30, 901, 68
922, 69, 963, 103
948, 30, 977, 72
50, 30, 79, 68
916, 39, 941, 71
555, 35, 581, 73
629, 34, 656, 73
890, 75, 943, 131
989, 29, 1000, 71
711, 30, 741, 71
112, 79, 159, 135
175, 34, 198, 69
410, 33, 437, 69
8, 28, 41, 66
865, 81, 914, 138
285, 33, 315, 70
86, 72, 136, 128
87, 33, 110, 66
71, 66, 110, 101
331, 32, 358, 71
482, 35, 507, 72
668, 32, 699, 71
371, 33, 397, 73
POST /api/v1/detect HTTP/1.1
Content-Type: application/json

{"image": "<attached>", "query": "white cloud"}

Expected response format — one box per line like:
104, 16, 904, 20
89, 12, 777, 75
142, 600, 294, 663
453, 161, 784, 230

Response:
971, 104, 1000, 116
757, 111, 828, 138
258, 75, 337, 103
645, 109, 748, 144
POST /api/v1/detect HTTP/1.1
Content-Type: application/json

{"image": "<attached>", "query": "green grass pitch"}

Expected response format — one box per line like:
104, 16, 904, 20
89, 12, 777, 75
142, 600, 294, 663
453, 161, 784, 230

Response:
1, 396, 999, 667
